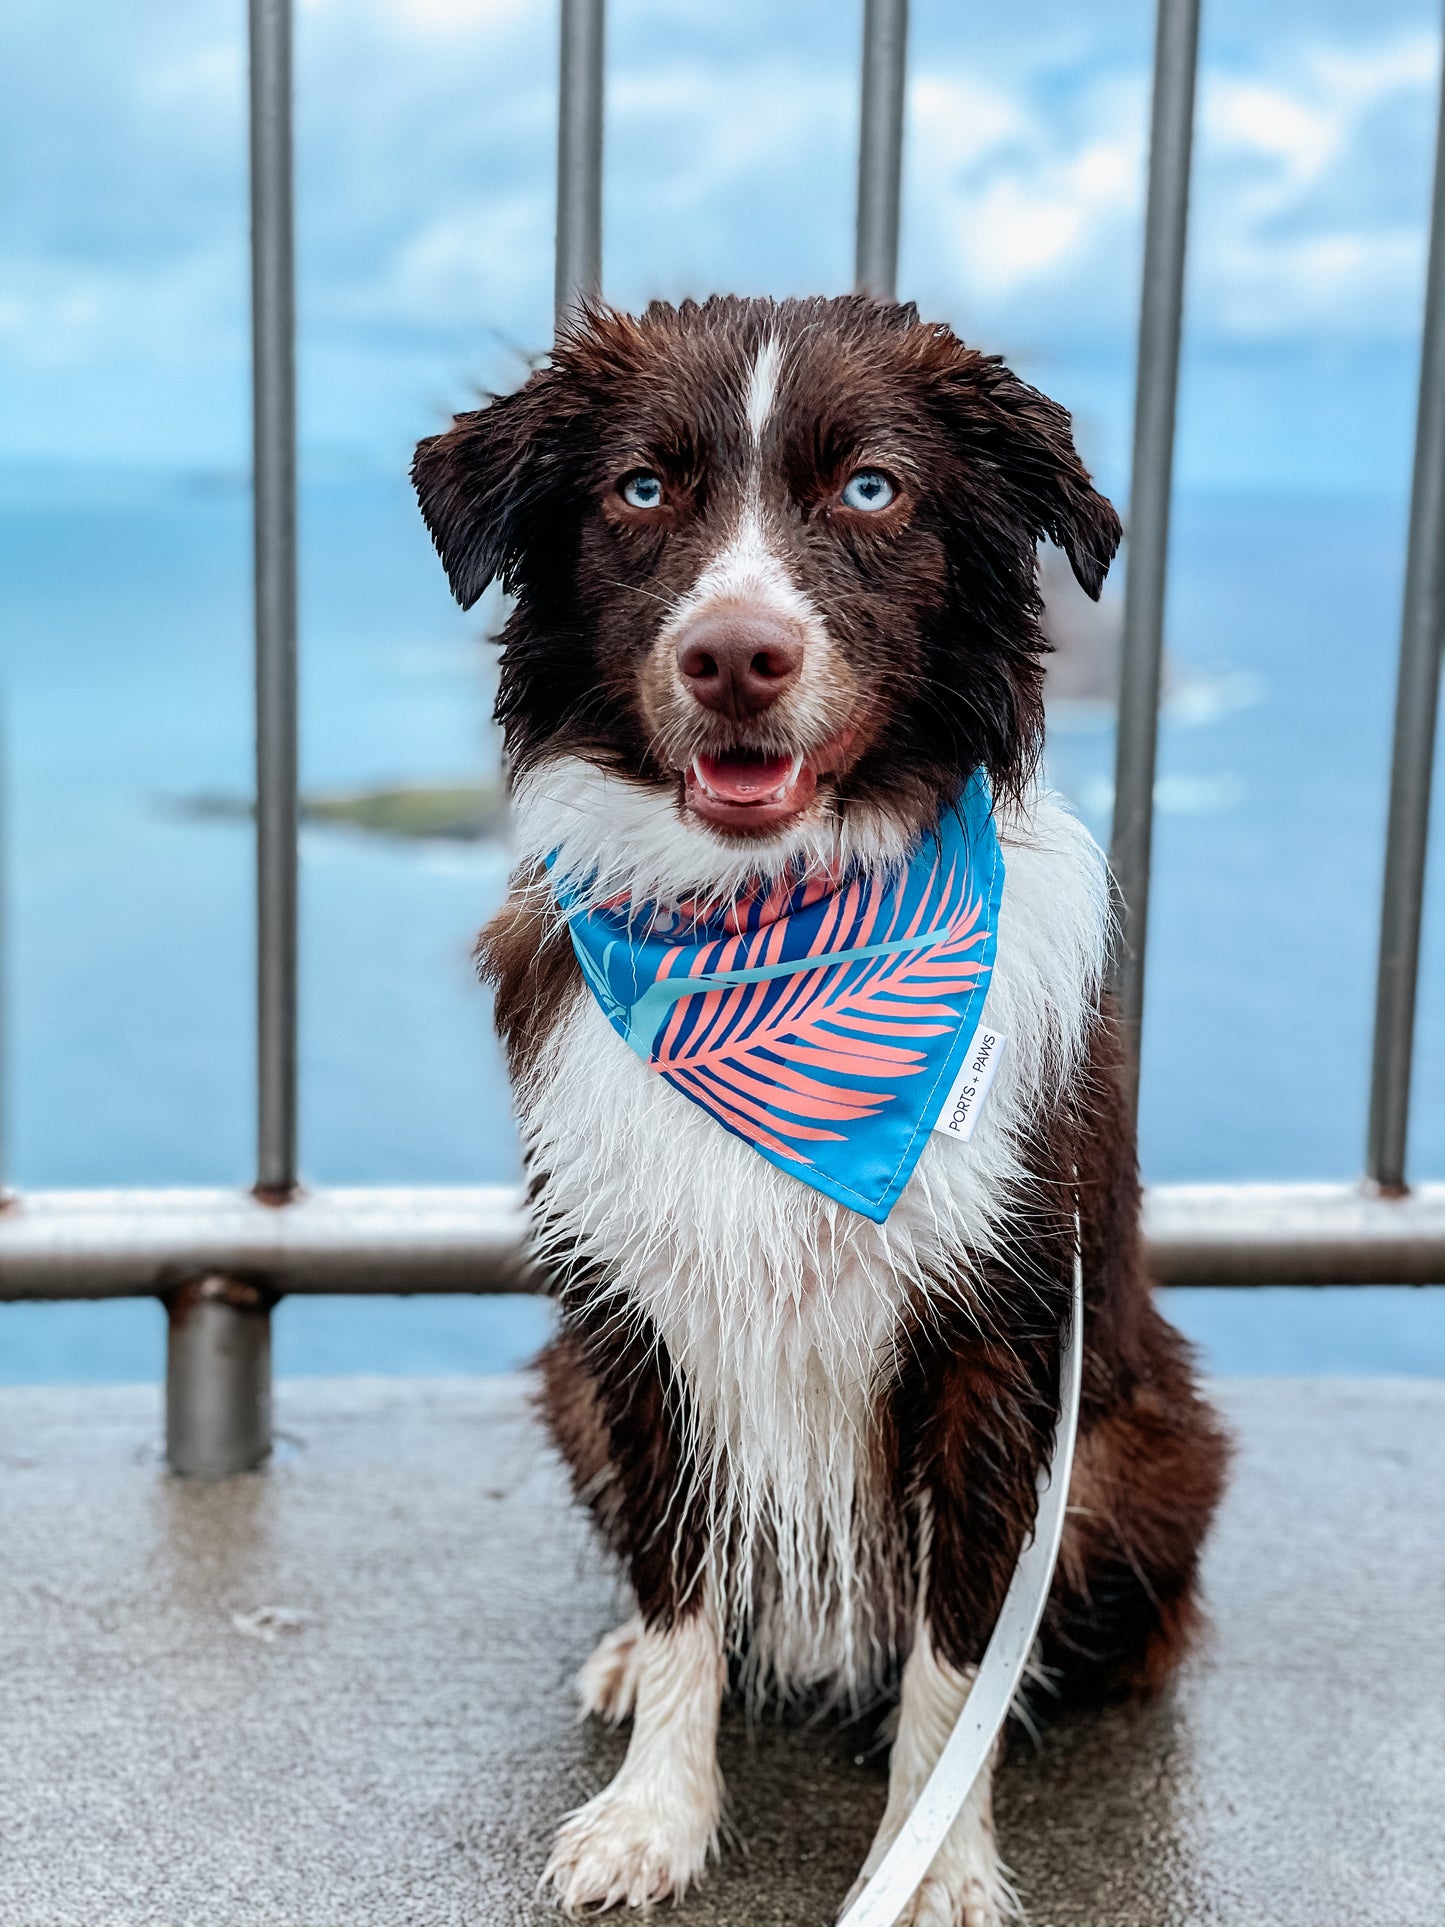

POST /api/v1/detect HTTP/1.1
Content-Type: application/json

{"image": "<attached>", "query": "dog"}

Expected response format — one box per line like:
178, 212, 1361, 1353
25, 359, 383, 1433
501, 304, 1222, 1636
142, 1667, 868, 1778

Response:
413, 294, 1229, 1924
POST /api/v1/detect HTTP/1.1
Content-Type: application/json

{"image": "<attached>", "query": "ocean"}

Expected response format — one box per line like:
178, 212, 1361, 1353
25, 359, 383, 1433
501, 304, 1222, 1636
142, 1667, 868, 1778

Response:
3, 470, 1442, 1381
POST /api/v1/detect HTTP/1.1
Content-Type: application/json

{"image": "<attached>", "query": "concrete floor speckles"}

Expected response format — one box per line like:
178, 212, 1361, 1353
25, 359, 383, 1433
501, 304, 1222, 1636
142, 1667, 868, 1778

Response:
0, 1374, 1441, 1927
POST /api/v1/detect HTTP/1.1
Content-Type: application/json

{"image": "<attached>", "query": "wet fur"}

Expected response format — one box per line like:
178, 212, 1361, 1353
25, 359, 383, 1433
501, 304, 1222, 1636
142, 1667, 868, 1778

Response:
415, 294, 1229, 1913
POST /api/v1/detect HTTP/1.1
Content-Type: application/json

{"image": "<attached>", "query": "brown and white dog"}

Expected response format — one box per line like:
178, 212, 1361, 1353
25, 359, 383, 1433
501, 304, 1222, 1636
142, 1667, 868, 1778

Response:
413, 295, 1229, 1924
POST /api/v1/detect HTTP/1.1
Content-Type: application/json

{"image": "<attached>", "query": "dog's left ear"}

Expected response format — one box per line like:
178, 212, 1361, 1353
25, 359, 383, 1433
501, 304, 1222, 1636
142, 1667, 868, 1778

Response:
942, 353, 1123, 601
412, 372, 566, 610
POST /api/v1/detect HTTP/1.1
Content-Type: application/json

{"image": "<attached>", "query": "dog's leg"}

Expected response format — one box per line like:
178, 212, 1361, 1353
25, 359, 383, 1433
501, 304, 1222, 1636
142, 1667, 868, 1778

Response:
537, 1301, 722, 1908
1037, 1006, 1231, 1704
865, 1159, 1075, 1926
576, 1613, 644, 1723
844, 1621, 1014, 1927
543, 1607, 725, 1914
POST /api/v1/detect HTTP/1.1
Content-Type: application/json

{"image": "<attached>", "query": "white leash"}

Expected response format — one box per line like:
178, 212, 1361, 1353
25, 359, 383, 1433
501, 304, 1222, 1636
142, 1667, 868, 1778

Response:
837, 1232, 1084, 1927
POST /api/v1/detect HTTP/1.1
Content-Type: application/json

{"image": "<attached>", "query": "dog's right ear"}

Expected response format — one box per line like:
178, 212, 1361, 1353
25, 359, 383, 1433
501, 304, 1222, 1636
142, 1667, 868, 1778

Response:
412, 378, 557, 610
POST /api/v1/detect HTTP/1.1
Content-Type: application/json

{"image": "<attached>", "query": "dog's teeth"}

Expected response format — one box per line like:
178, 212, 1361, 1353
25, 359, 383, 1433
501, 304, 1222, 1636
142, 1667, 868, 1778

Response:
689, 752, 804, 806
762, 754, 805, 801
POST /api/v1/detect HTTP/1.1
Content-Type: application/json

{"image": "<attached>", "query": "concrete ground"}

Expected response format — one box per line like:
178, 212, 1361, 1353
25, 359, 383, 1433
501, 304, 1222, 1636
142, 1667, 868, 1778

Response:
1, 1375, 1441, 1927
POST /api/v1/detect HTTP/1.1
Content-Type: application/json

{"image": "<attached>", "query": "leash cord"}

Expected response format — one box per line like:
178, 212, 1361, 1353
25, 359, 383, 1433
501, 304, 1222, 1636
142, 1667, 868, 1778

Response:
835, 1220, 1085, 1927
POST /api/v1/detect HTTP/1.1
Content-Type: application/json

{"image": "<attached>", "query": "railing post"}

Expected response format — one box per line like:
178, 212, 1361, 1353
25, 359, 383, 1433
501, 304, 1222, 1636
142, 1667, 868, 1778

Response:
1108, 0, 1202, 1120
166, 1279, 273, 1480
0, 699, 9, 1207
855, 0, 909, 301
1366, 21, 1445, 1195
251, 0, 299, 1207
165, 0, 297, 1476
555, 0, 605, 324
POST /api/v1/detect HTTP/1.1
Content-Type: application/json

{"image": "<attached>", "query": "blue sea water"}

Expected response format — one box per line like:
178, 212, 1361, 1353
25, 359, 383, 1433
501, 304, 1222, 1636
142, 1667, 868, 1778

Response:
2, 471, 1442, 1382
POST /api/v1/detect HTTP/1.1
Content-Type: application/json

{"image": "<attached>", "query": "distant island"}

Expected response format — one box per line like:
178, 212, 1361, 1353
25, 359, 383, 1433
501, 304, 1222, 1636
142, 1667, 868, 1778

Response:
166, 782, 508, 843
160, 572, 1147, 851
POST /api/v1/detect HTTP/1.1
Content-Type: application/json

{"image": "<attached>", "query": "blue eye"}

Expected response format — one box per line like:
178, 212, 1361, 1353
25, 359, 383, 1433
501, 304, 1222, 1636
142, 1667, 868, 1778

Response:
621, 471, 664, 509
840, 469, 896, 512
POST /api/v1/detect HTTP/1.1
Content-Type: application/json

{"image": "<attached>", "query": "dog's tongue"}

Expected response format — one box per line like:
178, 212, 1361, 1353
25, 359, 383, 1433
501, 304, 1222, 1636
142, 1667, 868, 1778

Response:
694, 750, 798, 804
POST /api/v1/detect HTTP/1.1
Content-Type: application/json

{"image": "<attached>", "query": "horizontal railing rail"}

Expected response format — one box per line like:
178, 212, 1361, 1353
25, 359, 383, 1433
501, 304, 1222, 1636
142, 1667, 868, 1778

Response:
3, 1183, 1444, 1299
2, 0, 1440, 1478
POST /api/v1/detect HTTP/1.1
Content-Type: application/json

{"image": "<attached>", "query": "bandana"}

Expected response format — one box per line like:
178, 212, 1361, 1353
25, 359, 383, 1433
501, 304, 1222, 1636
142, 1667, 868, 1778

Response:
558, 770, 1004, 1222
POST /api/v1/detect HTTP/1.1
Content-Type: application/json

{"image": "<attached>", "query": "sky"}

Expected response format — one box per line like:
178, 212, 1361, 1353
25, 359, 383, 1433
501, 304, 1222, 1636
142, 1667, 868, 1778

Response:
3, 0, 1444, 496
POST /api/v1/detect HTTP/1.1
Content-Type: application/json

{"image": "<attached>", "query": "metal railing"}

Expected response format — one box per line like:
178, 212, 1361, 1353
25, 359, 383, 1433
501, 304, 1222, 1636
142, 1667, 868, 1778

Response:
1107, 0, 1200, 1114
2, 0, 1442, 1477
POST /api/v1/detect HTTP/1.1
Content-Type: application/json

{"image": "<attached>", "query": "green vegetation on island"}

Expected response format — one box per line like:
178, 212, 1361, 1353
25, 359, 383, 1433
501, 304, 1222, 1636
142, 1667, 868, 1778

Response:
167, 782, 508, 843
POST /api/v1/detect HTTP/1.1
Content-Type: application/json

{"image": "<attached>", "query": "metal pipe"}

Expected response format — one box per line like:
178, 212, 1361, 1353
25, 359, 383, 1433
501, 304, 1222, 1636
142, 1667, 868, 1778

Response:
0, 698, 9, 1201
855, 0, 909, 301
1367, 30, 1445, 1193
1, 1182, 1441, 1298
555, 0, 605, 323
1141, 1181, 1445, 1285
0, 1186, 533, 1300
166, 1277, 273, 1478
250, 0, 299, 1199
1108, 0, 1202, 1117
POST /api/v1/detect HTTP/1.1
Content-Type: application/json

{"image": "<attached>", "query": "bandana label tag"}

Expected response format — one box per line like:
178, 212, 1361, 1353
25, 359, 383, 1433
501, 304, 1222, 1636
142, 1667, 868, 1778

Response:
933, 1024, 1007, 1142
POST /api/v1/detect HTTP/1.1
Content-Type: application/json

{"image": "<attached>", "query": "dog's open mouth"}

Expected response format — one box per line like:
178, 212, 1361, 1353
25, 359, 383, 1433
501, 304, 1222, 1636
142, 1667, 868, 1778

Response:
684, 749, 818, 832
682, 726, 862, 833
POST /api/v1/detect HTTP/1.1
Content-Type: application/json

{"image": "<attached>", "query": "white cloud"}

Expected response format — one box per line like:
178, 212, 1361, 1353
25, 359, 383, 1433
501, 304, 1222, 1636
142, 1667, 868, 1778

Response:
1195, 30, 1439, 338
3, 0, 1442, 474
0, 247, 243, 366
607, 63, 854, 202
1309, 30, 1439, 105
908, 74, 1029, 171
360, 190, 552, 323
907, 72, 1140, 299
141, 40, 243, 109
1201, 32, 1436, 207
901, 29, 1442, 343
933, 132, 1141, 297
899, 66, 1147, 335
300, 0, 533, 32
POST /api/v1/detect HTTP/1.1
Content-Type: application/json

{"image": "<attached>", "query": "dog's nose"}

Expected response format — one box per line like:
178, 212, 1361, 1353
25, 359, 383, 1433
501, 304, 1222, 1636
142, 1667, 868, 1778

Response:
676, 612, 804, 719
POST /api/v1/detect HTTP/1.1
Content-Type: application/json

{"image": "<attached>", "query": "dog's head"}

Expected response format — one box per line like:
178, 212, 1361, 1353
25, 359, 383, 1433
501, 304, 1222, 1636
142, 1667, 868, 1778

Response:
414, 294, 1118, 867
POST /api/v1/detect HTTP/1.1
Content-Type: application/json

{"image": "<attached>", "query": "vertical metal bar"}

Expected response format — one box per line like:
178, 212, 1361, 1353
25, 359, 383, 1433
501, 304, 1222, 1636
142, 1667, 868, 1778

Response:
168, 0, 292, 1476
855, 0, 909, 301
1367, 30, 1445, 1193
555, 0, 604, 324
166, 1279, 273, 1479
1108, 0, 1202, 1118
0, 697, 9, 1204
250, 0, 298, 1200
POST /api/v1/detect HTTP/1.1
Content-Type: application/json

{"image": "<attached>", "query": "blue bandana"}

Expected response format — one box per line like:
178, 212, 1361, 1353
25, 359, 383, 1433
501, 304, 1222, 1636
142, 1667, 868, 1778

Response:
559, 770, 1004, 1222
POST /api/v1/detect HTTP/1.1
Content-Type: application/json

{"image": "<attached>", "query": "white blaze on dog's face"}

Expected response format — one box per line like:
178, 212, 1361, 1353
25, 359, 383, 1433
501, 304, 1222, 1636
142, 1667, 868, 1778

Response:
634, 330, 863, 835
413, 295, 1120, 854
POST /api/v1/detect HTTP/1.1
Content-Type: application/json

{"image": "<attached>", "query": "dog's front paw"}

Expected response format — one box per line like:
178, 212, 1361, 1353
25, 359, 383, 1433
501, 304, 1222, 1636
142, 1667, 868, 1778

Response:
840, 1871, 1011, 1927
895, 1867, 1013, 1927
576, 1616, 644, 1724
542, 1782, 717, 1915
841, 1832, 1017, 1927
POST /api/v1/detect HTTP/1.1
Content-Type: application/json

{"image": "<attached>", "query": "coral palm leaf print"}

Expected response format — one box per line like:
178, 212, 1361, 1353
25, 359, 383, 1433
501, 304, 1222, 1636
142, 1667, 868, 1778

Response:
648, 854, 992, 1164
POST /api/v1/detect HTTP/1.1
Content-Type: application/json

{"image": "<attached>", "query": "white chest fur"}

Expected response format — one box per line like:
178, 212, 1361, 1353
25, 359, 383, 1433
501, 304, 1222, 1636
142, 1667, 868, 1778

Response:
513, 770, 1108, 1693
